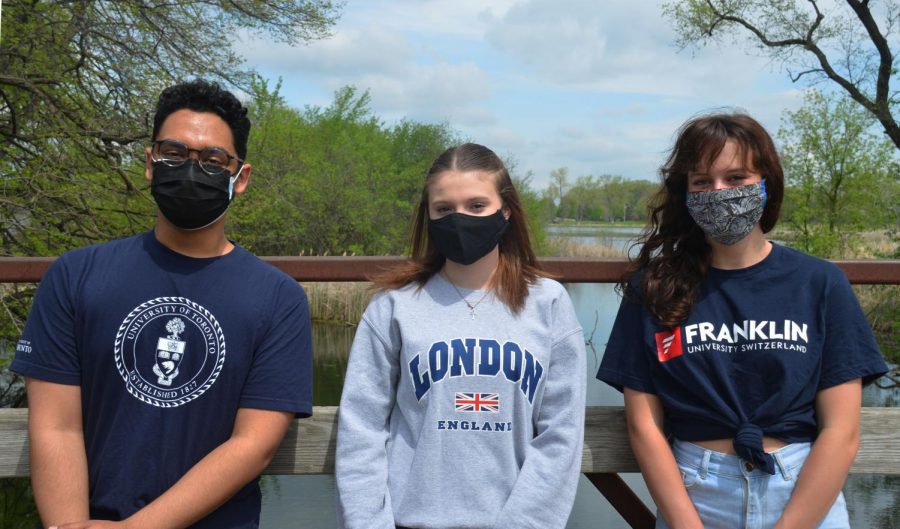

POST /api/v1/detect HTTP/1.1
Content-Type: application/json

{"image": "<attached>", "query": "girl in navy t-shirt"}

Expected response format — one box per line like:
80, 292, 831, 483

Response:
598, 113, 887, 529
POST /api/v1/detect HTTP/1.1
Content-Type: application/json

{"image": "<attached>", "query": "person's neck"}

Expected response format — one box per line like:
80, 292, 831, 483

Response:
153, 215, 234, 258
441, 249, 500, 290
708, 229, 771, 270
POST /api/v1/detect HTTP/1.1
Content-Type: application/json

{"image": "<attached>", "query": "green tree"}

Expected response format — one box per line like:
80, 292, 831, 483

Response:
0, 0, 342, 257
548, 167, 569, 218
564, 175, 600, 221
778, 90, 899, 258
596, 175, 658, 222
505, 163, 554, 255
555, 173, 658, 223
664, 0, 900, 151
231, 83, 459, 256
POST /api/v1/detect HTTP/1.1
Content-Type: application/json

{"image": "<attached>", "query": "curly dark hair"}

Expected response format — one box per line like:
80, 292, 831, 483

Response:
627, 112, 784, 328
151, 79, 251, 159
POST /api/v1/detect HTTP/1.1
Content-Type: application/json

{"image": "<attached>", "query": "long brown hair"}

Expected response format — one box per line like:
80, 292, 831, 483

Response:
373, 143, 548, 313
627, 112, 784, 327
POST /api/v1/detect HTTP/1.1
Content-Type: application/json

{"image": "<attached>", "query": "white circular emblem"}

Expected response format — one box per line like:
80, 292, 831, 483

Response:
114, 297, 226, 407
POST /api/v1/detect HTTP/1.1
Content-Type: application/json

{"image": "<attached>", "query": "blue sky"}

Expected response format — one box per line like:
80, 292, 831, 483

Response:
236, 0, 805, 190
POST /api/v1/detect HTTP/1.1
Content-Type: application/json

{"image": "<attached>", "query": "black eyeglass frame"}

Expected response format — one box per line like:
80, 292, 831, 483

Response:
150, 139, 245, 177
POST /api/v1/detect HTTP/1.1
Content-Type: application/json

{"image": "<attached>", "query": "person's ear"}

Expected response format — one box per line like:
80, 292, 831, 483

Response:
232, 164, 252, 196
145, 147, 153, 183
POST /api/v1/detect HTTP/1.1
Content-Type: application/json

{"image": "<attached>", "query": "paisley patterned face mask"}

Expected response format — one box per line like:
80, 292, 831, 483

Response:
686, 180, 767, 245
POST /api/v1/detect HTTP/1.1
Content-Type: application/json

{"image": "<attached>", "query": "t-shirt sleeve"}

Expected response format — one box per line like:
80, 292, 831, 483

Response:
10, 256, 81, 385
239, 278, 313, 416
818, 271, 888, 389
596, 292, 657, 394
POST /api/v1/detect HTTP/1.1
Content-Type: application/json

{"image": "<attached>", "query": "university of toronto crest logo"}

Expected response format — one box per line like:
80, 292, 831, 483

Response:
114, 297, 226, 407
153, 318, 186, 386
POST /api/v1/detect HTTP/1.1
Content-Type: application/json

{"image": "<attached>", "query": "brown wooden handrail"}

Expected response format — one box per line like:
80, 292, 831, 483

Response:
1, 256, 899, 284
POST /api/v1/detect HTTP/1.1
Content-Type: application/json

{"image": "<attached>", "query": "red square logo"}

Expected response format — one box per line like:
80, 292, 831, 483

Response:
655, 328, 683, 363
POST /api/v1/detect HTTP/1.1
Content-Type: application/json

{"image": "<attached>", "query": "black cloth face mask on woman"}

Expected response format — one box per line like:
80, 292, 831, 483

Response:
428, 209, 509, 265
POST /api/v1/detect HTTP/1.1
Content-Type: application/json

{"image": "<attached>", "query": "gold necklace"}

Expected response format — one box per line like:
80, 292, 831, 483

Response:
443, 274, 491, 319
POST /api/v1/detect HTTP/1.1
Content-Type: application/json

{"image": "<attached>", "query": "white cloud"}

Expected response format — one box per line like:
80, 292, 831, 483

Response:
232, 0, 808, 191
486, 0, 781, 99
236, 15, 496, 126
237, 27, 410, 77
348, 0, 519, 39
354, 62, 494, 126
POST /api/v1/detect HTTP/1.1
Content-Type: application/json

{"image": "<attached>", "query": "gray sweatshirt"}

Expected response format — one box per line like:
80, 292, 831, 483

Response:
336, 275, 586, 529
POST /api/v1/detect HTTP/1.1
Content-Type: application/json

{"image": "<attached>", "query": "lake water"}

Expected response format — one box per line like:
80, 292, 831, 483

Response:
260, 227, 899, 529
547, 224, 643, 257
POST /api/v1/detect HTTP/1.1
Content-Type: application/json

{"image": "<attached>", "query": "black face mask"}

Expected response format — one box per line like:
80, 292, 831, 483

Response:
150, 159, 236, 230
428, 209, 509, 265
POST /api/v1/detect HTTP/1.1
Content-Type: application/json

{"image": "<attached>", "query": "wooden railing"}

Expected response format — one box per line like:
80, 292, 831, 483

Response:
2, 256, 898, 529
2, 256, 899, 284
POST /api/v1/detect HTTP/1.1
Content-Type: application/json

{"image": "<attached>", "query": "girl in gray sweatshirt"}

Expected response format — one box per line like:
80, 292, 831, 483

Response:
336, 143, 586, 529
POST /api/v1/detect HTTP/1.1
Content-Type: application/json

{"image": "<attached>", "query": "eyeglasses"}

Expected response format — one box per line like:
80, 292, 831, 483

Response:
151, 140, 243, 177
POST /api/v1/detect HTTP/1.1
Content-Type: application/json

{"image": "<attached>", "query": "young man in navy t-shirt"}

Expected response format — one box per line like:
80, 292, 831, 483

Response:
11, 80, 313, 529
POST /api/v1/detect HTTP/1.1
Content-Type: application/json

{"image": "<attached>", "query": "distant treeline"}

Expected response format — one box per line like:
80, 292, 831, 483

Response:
546, 171, 658, 223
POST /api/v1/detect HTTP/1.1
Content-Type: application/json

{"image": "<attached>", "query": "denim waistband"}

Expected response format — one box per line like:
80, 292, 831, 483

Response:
672, 439, 811, 480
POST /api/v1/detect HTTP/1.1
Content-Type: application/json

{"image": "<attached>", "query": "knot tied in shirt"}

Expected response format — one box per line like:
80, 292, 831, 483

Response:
733, 422, 776, 475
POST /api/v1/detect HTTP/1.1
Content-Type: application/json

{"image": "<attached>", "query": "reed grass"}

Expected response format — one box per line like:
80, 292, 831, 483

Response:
850, 230, 899, 259
770, 228, 898, 259
302, 281, 372, 326
855, 284, 899, 365
847, 232, 900, 365
545, 237, 627, 258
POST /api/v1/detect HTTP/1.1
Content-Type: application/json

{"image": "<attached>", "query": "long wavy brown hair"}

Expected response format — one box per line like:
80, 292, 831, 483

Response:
627, 112, 784, 328
373, 143, 548, 313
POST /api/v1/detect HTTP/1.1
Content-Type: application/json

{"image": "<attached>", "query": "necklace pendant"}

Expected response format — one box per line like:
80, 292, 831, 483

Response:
444, 273, 489, 321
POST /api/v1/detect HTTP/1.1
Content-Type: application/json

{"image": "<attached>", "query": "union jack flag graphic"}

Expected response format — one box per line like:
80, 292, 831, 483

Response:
454, 392, 500, 412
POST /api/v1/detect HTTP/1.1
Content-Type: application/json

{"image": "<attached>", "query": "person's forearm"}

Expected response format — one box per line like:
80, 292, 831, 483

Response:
119, 408, 292, 529
30, 429, 90, 527
122, 433, 277, 529
624, 389, 703, 529
774, 426, 858, 529
629, 429, 703, 529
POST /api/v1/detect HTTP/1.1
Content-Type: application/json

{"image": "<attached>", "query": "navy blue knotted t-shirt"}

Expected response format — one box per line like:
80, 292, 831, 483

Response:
597, 243, 887, 473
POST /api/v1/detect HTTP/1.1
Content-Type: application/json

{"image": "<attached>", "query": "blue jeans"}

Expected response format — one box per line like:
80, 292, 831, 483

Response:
656, 440, 849, 529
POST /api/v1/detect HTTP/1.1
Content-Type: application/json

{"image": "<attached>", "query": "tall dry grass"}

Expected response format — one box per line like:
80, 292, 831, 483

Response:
855, 284, 899, 365
545, 237, 627, 258
849, 230, 899, 259
302, 281, 373, 326
848, 231, 899, 365
771, 228, 898, 259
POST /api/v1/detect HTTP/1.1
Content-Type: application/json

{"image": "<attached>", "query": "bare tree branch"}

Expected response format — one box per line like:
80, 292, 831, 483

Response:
667, 0, 900, 149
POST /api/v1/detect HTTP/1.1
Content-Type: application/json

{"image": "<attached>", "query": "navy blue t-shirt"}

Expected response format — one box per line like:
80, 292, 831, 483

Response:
12, 231, 313, 528
598, 243, 887, 463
